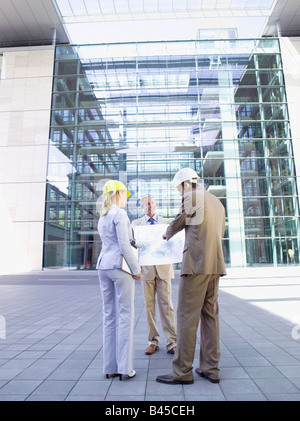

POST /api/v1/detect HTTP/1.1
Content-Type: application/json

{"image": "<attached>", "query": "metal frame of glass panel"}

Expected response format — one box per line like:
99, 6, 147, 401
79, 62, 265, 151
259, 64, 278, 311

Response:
43, 38, 300, 269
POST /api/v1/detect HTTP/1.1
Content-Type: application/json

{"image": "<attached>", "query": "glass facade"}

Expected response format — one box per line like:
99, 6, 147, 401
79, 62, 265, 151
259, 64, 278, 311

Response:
43, 39, 300, 269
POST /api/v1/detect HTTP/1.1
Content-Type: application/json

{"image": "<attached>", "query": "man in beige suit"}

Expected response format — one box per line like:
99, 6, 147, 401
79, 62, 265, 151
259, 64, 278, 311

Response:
156, 168, 226, 385
132, 195, 177, 355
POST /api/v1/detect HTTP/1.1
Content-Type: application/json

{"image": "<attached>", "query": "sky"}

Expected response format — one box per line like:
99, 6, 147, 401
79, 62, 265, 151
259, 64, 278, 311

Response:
54, 0, 276, 44
63, 16, 268, 44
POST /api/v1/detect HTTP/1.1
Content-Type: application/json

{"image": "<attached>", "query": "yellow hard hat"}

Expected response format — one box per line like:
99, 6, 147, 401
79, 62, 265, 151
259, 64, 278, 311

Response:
102, 180, 131, 197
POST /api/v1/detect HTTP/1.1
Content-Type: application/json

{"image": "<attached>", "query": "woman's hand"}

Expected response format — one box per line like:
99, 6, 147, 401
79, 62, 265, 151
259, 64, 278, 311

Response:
133, 272, 142, 280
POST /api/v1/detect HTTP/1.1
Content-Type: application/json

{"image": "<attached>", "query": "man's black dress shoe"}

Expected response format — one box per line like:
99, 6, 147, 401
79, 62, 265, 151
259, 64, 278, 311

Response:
195, 368, 220, 384
156, 374, 194, 384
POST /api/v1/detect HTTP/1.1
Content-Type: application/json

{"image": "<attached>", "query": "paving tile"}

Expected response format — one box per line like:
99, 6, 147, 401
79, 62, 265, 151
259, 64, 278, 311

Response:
225, 394, 267, 401
290, 377, 300, 389
0, 351, 22, 359
230, 349, 262, 358
65, 395, 106, 401
235, 356, 272, 367
14, 366, 57, 380
1, 359, 35, 369
47, 367, 86, 380
29, 380, 76, 396
183, 381, 224, 397
79, 368, 104, 381
253, 377, 300, 394
219, 379, 263, 396
3, 344, 32, 351
219, 357, 241, 367
24, 358, 64, 369
218, 348, 233, 358
108, 380, 147, 397
0, 395, 27, 401
75, 345, 101, 352
105, 395, 146, 401
0, 380, 42, 395
68, 380, 111, 396
13, 351, 47, 359
26, 344, 53, 351
144, 395, 185, 401
88, 359, 103, 369
145, 380, 184, 397
267, 355, 300, 365
218, 367, 249, 379
26, 394, 67, 401
40, 350, 73, 359
286, 348, 300, 357
185, 395, 226, 401
133, 358, 150, 369
264, 393, 300, 401
276, 365, 300, 378
68, 351, 99, 360
0, 368, 25, 380
252, 341, 279, 349
244, 366, 285, 379
57, 359, 91, 370
259, 348, 290, 357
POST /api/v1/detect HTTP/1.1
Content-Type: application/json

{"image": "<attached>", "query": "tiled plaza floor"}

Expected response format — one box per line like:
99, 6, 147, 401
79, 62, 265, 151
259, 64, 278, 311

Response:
0, 266, 300, 402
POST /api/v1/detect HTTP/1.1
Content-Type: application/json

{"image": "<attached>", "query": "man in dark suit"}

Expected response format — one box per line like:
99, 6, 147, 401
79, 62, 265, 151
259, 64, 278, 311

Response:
156, 168, 226, 385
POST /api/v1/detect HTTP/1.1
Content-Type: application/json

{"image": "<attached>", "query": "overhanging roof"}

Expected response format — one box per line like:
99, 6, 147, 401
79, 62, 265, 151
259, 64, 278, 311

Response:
0, 0, 69, 47
262, 0, 300, 37
0, 0, 300, 48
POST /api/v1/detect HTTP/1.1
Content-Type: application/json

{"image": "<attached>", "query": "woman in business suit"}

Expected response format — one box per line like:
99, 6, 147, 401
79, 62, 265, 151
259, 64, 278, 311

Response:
97, 180, 141, 380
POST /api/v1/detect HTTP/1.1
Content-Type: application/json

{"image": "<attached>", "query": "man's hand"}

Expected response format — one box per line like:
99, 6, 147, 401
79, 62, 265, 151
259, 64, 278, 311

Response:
133, 272, 142, 280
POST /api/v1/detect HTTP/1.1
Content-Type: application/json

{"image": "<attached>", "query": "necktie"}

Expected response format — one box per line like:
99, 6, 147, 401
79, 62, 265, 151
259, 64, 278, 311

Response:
149, 217, 155, 225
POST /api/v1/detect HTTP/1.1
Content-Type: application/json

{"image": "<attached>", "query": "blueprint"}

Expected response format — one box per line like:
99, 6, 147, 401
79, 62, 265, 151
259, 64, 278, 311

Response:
133, 224, 185, 266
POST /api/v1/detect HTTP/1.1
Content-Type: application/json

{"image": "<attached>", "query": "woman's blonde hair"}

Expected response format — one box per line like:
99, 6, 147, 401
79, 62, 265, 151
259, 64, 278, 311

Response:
101, 190, 118, 216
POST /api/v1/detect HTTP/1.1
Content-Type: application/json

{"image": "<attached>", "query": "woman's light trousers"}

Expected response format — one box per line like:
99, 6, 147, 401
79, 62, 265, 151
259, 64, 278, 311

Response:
98, 268, 135, 375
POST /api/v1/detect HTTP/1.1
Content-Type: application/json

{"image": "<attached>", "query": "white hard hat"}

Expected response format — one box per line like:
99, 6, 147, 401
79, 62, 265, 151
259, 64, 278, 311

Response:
173, 168, 199, 188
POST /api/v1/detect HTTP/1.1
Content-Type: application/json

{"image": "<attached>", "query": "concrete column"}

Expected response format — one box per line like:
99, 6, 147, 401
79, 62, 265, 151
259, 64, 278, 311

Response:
276, 19, 282, 37
0, 46, 55, 274
52, 28, 57, 46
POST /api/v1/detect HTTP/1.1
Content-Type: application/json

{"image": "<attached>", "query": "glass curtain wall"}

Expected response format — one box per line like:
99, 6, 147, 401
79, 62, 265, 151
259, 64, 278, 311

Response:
43, 39, 300, 269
